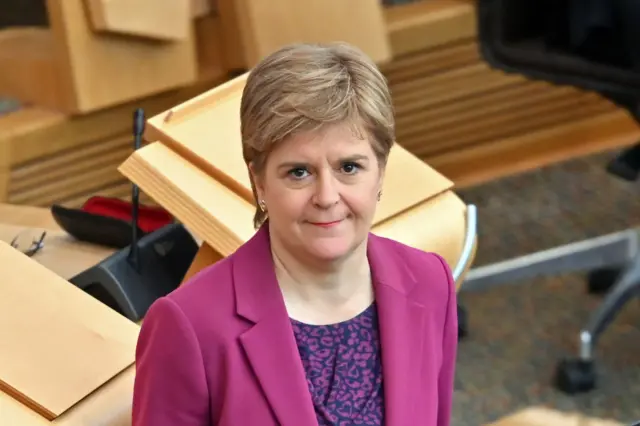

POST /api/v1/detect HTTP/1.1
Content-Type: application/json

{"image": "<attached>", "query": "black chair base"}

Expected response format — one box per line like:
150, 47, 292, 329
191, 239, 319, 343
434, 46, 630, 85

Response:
476, 0, 640, 395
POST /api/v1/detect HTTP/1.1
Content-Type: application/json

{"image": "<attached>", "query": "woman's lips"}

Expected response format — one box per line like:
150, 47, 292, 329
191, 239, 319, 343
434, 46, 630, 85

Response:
308, 219, 343, 228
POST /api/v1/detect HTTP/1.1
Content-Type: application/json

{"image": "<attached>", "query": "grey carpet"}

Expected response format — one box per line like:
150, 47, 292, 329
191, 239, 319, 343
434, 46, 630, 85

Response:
453, 149, 640, 425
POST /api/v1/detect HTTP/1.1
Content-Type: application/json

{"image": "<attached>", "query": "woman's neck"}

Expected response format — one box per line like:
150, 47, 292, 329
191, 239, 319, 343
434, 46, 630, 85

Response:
269, 232, 374, 324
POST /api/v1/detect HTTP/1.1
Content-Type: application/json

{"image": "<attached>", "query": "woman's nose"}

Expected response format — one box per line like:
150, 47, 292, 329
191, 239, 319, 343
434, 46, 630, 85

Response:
312, 174, 340, 208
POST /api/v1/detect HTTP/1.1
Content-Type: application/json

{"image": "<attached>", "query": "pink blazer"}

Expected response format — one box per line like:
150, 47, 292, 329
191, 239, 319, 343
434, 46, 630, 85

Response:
132, 226, 458, 426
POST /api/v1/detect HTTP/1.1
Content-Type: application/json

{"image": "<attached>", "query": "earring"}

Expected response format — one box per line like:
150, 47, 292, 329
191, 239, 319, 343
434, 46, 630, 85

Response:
377, 191, 382, 201
258, 200, 267, 212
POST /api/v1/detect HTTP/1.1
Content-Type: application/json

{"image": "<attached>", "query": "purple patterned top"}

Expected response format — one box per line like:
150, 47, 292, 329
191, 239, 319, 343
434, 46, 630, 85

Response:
291, 303, 384, 426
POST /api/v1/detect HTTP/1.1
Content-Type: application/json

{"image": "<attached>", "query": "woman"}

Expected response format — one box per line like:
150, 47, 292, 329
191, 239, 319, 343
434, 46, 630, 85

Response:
132, 42, 457, 426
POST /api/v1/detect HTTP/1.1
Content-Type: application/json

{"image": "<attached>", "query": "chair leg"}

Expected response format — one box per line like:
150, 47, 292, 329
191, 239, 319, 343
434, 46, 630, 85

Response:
457, 303, 468, 340
554, 253, 640, 394
460, 229, 640, 395
462, 229, 639, 292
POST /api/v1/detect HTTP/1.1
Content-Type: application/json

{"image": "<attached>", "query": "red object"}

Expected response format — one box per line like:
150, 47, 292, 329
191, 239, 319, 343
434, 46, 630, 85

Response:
81, 196, 173, 233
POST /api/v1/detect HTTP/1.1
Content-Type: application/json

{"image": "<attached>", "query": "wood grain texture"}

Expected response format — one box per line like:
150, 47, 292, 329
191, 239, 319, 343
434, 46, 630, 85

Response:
0, 242, 139, 419
226, 0, 391, 67
84, 0, 191, 41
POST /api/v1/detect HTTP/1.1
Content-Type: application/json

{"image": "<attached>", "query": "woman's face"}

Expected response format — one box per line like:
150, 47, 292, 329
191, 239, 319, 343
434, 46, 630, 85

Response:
253, 123, 384, 264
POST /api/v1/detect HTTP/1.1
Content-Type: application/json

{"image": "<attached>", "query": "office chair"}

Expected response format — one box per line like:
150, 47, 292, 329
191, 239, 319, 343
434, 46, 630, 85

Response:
464, 0, 640, 394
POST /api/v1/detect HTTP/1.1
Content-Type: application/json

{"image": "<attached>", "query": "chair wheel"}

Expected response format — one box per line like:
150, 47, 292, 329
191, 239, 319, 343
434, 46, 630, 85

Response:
553, 358, 596, 394
586, 267, 622, 294
457, 303, 468, 340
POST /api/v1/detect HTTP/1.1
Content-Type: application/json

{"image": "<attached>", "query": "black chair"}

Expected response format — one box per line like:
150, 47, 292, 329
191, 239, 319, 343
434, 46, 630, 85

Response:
464, 0, 640, 394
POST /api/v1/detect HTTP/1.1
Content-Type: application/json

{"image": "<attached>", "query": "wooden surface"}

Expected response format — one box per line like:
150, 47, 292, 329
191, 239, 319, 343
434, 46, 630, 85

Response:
84, 0, 192, 41
488, 407, 623, 426
0, 202, 116, 280
0, 78, 224, 207
0, 203, 137, 425
0, 0, 199, 114
0, 28, 64, 111
0, 224, 115, 281
181, 241, 222, 284
44, 0, 198, 113
119, 142, 256, 256
221, 0, 391, 68
0, 367, 135, 426
0, 242, 138, 419
144, 73, 454, 225
385, 0, 477, 57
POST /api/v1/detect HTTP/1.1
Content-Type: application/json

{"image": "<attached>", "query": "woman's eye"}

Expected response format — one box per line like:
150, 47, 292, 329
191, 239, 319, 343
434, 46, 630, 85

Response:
288, 167, 309, 179
341, 162, 361, 175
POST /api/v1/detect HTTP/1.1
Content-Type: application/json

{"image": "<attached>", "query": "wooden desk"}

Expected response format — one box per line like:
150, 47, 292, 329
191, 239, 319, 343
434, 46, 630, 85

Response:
0, 203, 136, 426
0, 203, 115, 280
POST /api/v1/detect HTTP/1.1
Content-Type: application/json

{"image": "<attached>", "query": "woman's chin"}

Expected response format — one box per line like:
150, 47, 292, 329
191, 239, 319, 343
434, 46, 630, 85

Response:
304, 238, 355, 262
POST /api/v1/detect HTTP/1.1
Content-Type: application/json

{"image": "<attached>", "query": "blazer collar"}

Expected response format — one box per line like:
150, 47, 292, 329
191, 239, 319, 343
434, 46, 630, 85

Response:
369, 235, 430, 425
231, 226, 429, 426
232, 227, 419, 320
231, 225, 317, 425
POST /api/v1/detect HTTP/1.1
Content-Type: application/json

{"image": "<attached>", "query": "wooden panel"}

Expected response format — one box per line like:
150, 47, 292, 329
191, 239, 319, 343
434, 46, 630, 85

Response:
384, 39, 480, 83
385, 0, 476, 57
401, 91, 615, 156
0, 28, 65, 111
181, 242, 223, 284
430, 111, 640, 188
0, 242, 139, 420
0, 367, 134, 426
0, 169, 8, 202
10, 136, 131, 194
119, 142, 257, 257
0, 79, 222, 170
227, 0, 391, 67
0, 6, 227, 114
84, 0, 191, 41
40, 0, 198, 113
7, 135, 131, 206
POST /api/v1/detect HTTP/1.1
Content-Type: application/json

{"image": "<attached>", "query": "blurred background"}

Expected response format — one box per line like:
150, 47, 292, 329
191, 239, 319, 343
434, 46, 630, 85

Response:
1, 1, 638, 425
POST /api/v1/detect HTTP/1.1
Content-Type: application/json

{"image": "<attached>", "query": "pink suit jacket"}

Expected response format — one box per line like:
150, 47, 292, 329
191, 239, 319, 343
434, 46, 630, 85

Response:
132, 226, 458, 426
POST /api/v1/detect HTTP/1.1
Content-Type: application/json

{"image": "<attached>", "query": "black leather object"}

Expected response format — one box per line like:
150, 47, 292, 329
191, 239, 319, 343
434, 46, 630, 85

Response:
51, 204, 145, 249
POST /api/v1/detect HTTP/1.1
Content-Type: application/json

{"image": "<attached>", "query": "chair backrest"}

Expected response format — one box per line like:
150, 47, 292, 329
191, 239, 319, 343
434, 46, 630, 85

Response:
477, 0, 640, 109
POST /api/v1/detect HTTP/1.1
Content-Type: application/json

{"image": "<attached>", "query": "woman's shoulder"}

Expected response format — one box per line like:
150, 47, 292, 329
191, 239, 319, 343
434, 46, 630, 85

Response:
370, 233, 451, 277
370, 234, 454, 302
154, 255, 238, 331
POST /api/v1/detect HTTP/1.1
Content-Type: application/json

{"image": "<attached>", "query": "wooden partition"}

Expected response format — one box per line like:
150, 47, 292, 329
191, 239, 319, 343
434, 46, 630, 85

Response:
0, 0, 222, 115
0, 81, 221, 208
215, 0, 391, 69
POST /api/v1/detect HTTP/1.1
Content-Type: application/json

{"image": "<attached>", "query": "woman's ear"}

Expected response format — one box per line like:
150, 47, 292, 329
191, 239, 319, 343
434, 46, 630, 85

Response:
377, 165, 386, 195
248, 162, 265, 200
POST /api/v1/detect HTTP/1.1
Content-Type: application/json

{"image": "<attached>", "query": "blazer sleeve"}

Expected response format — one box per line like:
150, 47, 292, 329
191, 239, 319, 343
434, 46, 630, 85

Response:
133, 297, 210, 426
435, 255, 458, 426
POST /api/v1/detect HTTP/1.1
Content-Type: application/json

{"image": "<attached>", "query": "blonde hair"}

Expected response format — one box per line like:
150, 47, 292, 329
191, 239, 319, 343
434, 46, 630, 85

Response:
240, 42, 395, 228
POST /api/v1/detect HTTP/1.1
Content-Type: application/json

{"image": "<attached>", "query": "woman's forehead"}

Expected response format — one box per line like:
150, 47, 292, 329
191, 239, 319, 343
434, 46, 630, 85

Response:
272, 125, 373, 159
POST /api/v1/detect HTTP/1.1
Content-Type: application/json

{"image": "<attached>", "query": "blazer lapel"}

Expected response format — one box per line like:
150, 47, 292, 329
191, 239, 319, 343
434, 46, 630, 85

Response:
232, 226, 317, 426
368, 235, 429, 425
